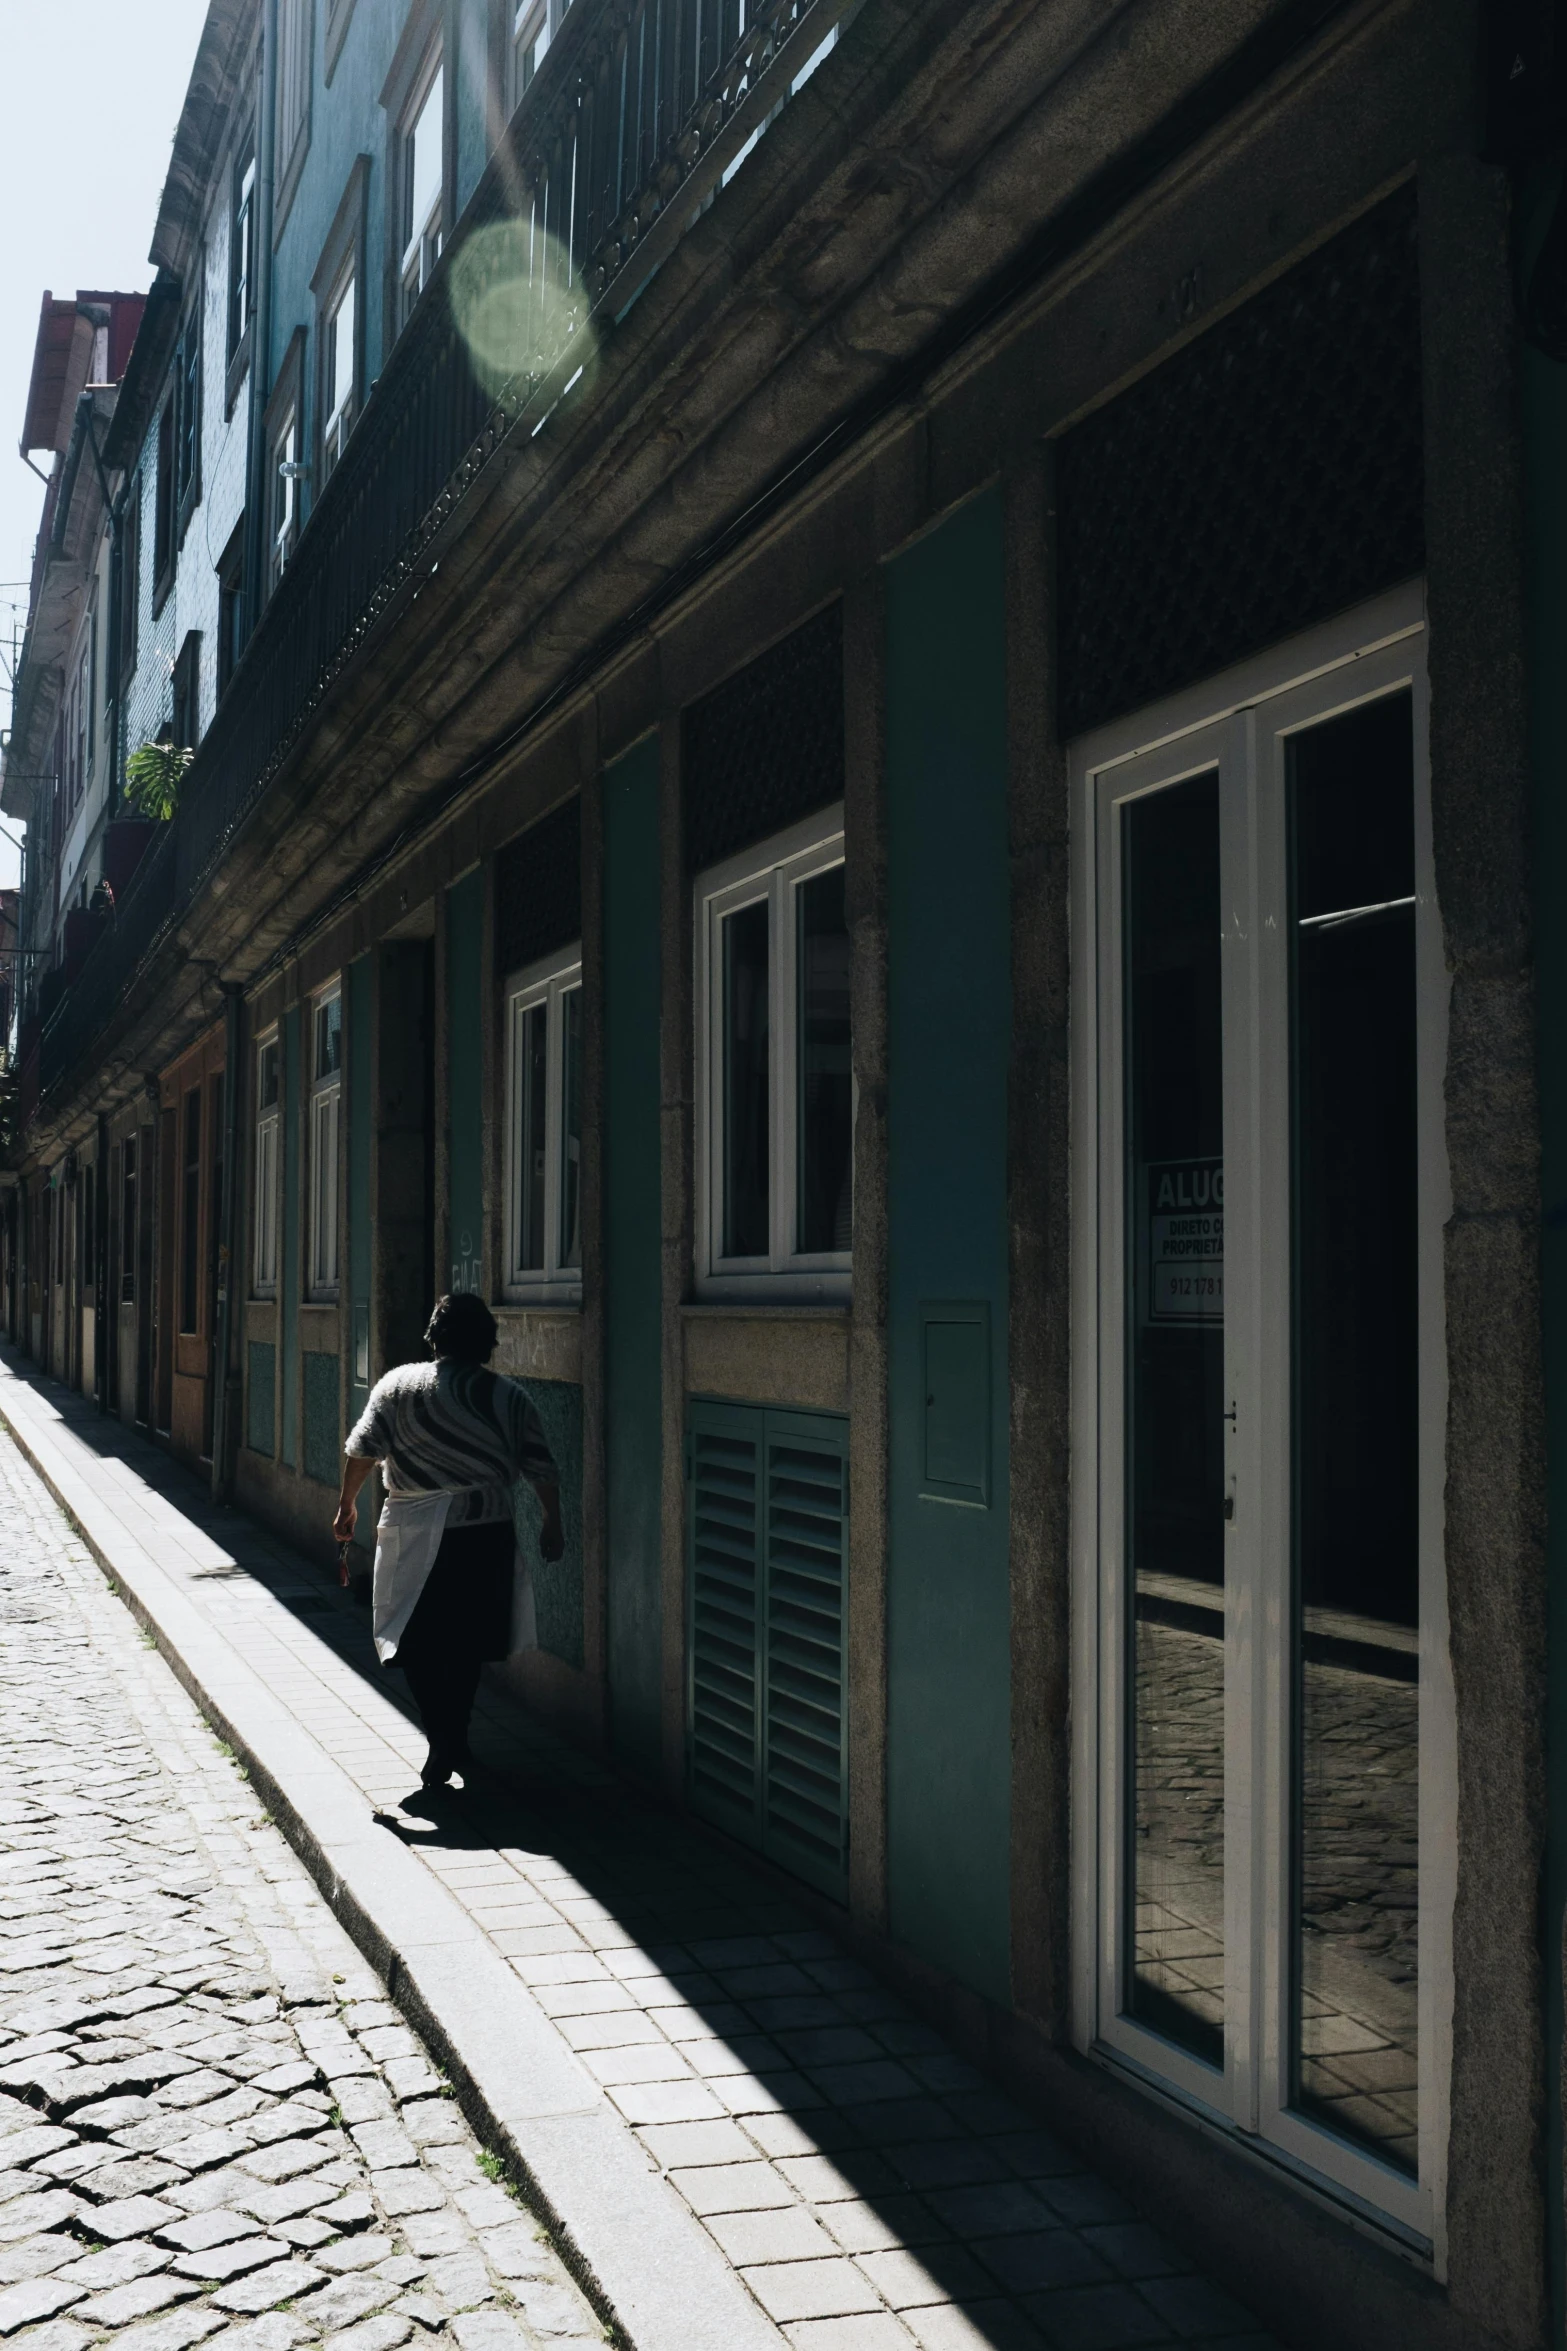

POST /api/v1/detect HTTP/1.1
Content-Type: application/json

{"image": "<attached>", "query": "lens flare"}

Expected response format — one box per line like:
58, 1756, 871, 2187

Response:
448, 218, 594, 403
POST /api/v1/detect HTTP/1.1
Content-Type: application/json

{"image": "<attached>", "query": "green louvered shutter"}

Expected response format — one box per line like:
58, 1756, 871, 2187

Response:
762, 1412, 848, 1897
687, 1404, 763, 1835
686, 1399, 848, 1899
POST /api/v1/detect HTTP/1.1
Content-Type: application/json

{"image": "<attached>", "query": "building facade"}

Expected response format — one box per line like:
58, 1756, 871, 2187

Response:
1, 0, 1561, 2344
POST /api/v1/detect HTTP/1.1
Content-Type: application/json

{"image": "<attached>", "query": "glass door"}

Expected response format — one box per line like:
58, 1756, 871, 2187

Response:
1080, 608, 1444, 2247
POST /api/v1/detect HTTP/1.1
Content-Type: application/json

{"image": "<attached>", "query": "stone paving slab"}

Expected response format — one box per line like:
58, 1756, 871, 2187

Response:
0, 1355, 1283, 2351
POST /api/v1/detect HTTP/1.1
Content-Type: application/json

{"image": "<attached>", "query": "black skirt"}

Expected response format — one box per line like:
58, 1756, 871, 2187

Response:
392, 1518, 514, 1672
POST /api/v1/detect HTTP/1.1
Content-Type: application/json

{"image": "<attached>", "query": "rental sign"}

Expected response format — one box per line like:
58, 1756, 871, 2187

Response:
1143, 1156, 1223, 1326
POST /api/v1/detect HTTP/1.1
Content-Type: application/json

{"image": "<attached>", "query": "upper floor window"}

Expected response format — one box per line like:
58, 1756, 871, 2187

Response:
400, 54, 444, 329
309, 986, 342, 1295
153, 397, 176, 599
276, 0, 313, 200
503, 944, 582, 1302
171, 631, 202, 754
175, 300, 202, 518
119, 470, 141, 682
695, 809, 851, 1296
510, 0, 568, 108
73, 640, 88, 807
254, 1031, 280, 1295
86, 602, 97, 775
217, 523, 245, 698
229, 136, 257, 362
321, 267, 357, 478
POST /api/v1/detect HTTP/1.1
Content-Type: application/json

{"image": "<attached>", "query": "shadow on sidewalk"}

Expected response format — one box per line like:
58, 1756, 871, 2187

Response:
0, 1351, 1275, 2351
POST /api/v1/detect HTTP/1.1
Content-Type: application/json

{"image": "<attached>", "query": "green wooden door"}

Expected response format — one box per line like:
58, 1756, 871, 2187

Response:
687, 1398, 848, 1899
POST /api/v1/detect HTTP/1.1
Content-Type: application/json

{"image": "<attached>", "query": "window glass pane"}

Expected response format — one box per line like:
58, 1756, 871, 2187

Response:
313, 1090, 339, 1287
722, 897, 770, 1258
329, 278, 355, 422
1289, 691, 1418, 2174
315, 995, 341, 1081
796, 863, 851, 1254
409, 66, 443, 239
256, 1118, 277, 1289
1123, 770, 1225, 2067
517, 1000, 547, 1270
560, 985, 582, 1271
258, 1040, 278, 1109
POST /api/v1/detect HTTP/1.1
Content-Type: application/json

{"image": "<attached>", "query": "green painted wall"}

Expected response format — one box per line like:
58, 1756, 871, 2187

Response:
603, 735, 664, 1768
281, 1005, 301, 1469
884, 487, 1013, 2004
513, 1378, 586, 1667
303, 1352, 341, 1485
1523, 163, 1567, 2338
247, 1340, 276, 1456
447, 868, 485, 1295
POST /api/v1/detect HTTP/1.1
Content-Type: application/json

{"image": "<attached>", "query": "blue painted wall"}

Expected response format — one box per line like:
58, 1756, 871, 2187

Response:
268, 0, 496, 489
603, 736, 663, 1768
446, 867, 484, 1294
884, 488, 1013, 2004
280, 1003, 301, 1467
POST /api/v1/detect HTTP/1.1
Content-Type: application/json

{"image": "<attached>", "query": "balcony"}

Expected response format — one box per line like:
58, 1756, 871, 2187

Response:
36, 0, 845, 1116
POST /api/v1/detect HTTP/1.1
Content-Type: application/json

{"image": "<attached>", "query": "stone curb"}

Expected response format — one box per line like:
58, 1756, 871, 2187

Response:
0, 1360, 785, 2351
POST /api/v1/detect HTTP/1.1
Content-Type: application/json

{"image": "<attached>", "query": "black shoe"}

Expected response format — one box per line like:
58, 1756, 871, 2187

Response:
420, 1747, 460, 1789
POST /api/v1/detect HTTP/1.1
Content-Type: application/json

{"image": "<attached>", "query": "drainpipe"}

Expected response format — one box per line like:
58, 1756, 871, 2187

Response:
243, 0, 280, 641
212, 985, 246, 1500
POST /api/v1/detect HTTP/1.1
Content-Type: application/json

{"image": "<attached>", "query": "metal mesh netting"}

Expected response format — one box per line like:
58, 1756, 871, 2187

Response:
495, 794, 582, 977
1055, 188, 1424, 741
684, 604, 845, 873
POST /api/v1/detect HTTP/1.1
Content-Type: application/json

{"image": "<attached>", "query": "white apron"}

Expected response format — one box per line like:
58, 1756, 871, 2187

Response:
372, 1489, 538, 1665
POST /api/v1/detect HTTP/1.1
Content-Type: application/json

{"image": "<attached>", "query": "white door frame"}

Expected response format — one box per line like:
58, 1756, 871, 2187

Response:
1068, 579, 1452, 2260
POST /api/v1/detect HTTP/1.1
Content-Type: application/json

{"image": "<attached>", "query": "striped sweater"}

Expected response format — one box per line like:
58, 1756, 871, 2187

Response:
345, 1359, 557, 1525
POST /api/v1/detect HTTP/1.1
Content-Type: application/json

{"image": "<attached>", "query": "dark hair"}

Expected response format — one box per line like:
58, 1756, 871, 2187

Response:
425, 1292, 499, 1365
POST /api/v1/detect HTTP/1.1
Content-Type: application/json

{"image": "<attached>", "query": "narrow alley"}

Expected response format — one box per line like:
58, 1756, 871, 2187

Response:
0, 1364, 1280, 2351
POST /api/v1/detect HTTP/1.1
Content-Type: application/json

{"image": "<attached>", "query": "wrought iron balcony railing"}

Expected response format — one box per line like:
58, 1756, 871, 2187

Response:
37, 0, 846, 1111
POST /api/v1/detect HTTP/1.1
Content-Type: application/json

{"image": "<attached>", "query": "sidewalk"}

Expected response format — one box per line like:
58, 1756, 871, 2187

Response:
0, 1351, 1280, 2351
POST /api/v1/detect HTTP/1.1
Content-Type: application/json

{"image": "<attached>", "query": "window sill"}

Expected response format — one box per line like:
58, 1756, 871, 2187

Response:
683, 1296, 850, 1318
501, 1284, 582, 1310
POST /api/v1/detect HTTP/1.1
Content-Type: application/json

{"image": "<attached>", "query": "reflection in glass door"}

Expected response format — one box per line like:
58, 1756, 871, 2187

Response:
1289, 694, 1418, 2174
1123, 773, 1225, 2065
1079, 606, 1440, 2243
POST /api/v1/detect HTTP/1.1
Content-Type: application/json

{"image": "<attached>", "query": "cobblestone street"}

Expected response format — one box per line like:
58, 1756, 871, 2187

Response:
0, 1429, 601, 2351
0, 1374, 1288, 2351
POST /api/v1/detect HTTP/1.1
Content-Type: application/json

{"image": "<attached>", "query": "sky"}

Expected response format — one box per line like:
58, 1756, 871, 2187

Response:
0, 0, 211, 892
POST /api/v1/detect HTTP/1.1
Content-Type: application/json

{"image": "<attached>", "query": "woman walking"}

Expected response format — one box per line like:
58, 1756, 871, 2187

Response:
332, 1293, 563, 1790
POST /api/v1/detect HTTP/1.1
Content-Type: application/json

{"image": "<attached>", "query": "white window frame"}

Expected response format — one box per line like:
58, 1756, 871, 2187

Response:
1068, 582, 1454, 2261
308, 987, 342, 1298
503, 943, 583, 1305
321, 264, 356, 477
509, 0, 568, 111
271, 408, 300, 586
694, 805, 851, 1301
400, 50, 444, 328
253, 1030, 281, 1296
